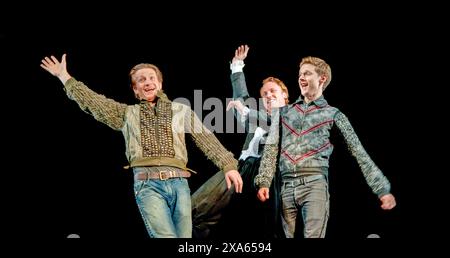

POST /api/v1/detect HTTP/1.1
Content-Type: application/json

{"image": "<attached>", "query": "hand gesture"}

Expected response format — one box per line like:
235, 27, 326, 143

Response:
226, 100, 246, 115
40, 54, 71, 84
232, 45, 249, 63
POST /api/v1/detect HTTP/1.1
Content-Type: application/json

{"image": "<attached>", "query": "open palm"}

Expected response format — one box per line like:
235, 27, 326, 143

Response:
232, 45, 249, 62
40, 54, 67, 77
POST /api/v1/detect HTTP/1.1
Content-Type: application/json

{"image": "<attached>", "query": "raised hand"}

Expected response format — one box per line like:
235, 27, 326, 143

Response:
232, 45, 249, 63
40, 54, 71, 84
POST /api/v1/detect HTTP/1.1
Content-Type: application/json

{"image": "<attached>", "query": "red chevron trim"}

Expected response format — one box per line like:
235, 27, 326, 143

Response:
282, 119, 333, 137
294, 104, 304, 114
281, 118, 299, 136
300, 120, 333, 136
282, 141, 332, 164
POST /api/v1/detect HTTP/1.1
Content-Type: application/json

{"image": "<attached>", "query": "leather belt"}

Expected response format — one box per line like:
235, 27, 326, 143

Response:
284, 174, 324, 186
135, 170, 191, 181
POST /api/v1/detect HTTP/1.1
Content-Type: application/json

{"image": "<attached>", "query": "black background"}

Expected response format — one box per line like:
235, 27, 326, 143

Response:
2, 2, 446, 247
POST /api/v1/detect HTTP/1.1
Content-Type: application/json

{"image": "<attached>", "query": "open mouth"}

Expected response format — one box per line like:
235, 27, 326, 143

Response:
144, 87, 156, 93
266, 99, 277, 107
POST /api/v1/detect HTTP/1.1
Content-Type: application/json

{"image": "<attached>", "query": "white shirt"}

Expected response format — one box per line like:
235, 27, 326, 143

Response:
239, 126, 267, 161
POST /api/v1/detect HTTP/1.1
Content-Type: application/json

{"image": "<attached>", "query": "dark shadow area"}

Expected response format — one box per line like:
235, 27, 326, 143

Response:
3, 4, 444, 245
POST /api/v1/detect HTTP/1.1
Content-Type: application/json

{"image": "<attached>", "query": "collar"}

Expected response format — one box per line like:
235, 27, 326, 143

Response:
292, 95, 328, 107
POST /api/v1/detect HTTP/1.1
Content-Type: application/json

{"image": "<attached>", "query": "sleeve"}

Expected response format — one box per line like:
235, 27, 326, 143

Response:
230, 71, 271, 132
230, 71, 249, 100
230, 59, 245, 74
254, 109, 280, 188
64, 77, 128, 130
187, 108, 238, 173
334, 111, 391, 197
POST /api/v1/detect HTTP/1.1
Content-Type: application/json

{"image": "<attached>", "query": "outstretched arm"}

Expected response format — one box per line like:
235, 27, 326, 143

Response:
229, 45, 270, 131
40, 54, 127, 130
230, 45, 250, 99
334, 111, 396, 210
187, 108, 242, 193
40, 54, 72, 85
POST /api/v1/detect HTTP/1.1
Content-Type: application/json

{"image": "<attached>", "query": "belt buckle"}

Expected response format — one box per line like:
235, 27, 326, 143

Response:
159, 171, 170, 180
299, 177, 305, 185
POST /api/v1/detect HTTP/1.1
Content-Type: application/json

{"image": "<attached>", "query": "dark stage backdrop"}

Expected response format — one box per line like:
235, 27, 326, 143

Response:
4, 7, 441, 245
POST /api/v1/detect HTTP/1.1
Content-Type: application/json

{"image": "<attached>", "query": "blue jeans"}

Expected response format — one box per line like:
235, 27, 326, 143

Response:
281, 175, 329, 238
134, 175, 191, 238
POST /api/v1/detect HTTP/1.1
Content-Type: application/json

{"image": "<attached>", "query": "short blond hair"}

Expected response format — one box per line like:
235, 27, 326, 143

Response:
300, 56, 332, 90
129, 63, 163, 87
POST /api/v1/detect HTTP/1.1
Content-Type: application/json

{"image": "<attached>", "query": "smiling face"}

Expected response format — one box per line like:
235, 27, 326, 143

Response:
298, 57, 331, 103
259, 77, 289, 112
130, 64, 163, 102
298, 63, 325, 103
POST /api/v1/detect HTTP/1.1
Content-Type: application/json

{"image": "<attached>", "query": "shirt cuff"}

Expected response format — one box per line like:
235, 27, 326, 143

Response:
230, 60, 245, 74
